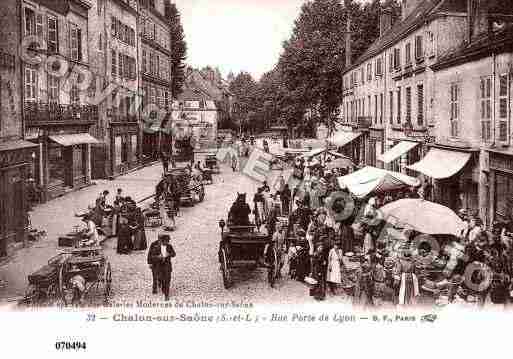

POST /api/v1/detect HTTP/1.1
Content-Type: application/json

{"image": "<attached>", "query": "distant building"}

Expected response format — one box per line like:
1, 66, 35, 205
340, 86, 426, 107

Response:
171, 84, 218, 154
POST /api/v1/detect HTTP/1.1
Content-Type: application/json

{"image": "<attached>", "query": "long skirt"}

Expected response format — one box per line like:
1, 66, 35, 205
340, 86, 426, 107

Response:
133, 228, 147, 250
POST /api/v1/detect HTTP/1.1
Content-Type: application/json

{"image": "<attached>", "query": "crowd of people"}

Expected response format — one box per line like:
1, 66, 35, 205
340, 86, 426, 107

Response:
78, 189, 148, 253
226, 145, 513, 307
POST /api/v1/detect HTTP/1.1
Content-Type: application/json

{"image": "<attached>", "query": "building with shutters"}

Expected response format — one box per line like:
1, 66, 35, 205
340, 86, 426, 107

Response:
88, 0, 141, 179
138, 0, 173, 161
20, 0, 99, 201
341, 0, 513, 226
0, 0, 38, 257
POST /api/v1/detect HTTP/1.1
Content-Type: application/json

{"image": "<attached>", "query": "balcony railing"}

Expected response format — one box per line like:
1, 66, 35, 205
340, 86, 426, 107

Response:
110, 113, 138, 123
24, 102, 98, 126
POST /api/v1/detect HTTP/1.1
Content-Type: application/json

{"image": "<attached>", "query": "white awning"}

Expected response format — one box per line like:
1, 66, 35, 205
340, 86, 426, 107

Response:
49, 133, 100, 146
407, 148, 471, 179
329, 131, 361, 147
337, 166, 420, 198
378, 141, 419, 164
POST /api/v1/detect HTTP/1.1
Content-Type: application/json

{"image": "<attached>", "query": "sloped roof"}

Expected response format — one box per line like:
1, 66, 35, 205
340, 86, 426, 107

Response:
433, 25, 513, 71
344, 0, 467, 74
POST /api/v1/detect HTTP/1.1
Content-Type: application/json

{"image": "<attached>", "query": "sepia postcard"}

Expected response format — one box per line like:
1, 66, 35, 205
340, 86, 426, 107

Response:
1, 0, 513, 356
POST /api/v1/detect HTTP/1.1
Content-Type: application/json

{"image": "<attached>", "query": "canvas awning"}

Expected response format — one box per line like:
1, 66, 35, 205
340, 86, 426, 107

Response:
329, 131, 361, 147
407, 148, 471, 179
0, 139, 38, 152
49, 133, 100, 146
337, 166, 420, 198
378, 141, 419, 164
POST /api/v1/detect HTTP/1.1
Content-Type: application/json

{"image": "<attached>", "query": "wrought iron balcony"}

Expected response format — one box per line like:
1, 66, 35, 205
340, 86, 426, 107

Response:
24, 101, 98, 127
109, 113, 138, 123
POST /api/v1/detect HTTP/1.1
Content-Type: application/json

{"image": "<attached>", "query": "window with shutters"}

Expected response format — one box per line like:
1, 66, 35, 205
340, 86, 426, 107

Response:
368, 95, 371, 116
376, 58, 383, 77
24, 7, 36, 36
48, 16, 58, 53
427, 31, 435, 58
450, 83, 459, 137
389, 91, 393, 124
367, 63, 372, 81
405, 43, 412, 66
111, 50, 117, 77
150, 87, 156, 104
70, 24, 81, 61
394, 48, 401, 70
142, 49, 147, 73
374, 94, 378, 123
389, 51, 394, 71
397, 87, 401, 124
149, 52, 154, 74
406, 87, 412, 123
111, 16, 116, 37
24, 67, 38, 101
48, 75, 59, 103
156, 54, 160, 78
36, 13, 43, 38
499, 74, 509, 142
98, 33, 103, 52
118, 53, 123, 77
165, 91, 169, 109
480, 77, 492, 142
415, 35, 424, 61
417, 84, 424, 126
380, 93, 383, 124
70, 84, 79, 104
361, 68, 365, 84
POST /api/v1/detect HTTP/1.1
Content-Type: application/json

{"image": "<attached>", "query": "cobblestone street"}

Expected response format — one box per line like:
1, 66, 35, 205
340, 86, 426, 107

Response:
0, 161, 351, 307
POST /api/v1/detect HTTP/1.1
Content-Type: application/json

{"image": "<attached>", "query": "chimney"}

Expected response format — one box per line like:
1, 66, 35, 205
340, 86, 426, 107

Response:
380, 8, 393, 37
401, 0, 423, 20
345, 0, 352, 67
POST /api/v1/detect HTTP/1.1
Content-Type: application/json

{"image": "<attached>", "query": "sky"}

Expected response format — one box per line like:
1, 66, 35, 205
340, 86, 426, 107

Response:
173, 0, 307, 80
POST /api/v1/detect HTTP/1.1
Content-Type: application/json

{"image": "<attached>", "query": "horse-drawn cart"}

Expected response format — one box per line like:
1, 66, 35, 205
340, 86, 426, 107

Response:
21, 245, 112, 306
217, 220, 279, 289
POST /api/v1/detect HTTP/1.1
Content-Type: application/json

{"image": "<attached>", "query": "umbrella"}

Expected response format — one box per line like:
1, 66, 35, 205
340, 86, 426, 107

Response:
326, 157, 354, 170
379, 198, 465, 237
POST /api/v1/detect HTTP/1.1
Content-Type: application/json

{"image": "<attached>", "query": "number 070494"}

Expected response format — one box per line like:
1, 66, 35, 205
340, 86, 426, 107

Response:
55, 342, 87, 350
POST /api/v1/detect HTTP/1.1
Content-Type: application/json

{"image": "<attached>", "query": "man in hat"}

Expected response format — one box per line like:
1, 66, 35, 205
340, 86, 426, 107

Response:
291, 199, 313, 232
147, 234, 176, 301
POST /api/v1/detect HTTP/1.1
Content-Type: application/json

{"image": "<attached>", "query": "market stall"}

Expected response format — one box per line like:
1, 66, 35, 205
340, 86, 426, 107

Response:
337, 166, 420, 198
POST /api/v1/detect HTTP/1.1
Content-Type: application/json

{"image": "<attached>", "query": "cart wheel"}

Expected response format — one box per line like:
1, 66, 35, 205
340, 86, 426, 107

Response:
267, 246, 279, 288
59, 265, 71, 306
104, 262, 112, 301
219, 247, 232, 289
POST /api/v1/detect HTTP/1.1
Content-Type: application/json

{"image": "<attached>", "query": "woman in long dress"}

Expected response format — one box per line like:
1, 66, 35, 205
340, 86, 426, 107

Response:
132, 207, 147, 250
116, 216, 132, 254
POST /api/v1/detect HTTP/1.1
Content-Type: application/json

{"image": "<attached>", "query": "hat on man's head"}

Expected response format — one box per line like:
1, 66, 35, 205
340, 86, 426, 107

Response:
158, 233, 171, 242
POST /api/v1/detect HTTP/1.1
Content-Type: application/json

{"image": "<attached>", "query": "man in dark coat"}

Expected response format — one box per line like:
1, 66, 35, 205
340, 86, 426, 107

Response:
147, 234, 176, 301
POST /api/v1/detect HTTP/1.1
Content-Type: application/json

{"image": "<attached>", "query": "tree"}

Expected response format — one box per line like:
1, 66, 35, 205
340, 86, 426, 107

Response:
229, 72, 260, 133
278, 0, 347, 135
165, 1, 187, 98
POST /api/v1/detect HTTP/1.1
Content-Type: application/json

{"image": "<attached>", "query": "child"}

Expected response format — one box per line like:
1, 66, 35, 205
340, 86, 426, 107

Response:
327, 239, 344, 294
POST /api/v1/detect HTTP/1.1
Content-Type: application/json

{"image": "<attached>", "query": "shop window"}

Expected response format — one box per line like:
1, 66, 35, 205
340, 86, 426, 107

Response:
121, 136, 129, 164
72, 145, 84, 179
48, 143, 65, 186
131, 134, 138, 162
480, 76, 492, 142
496, 173, 513, 221
499, 74, 509, 142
